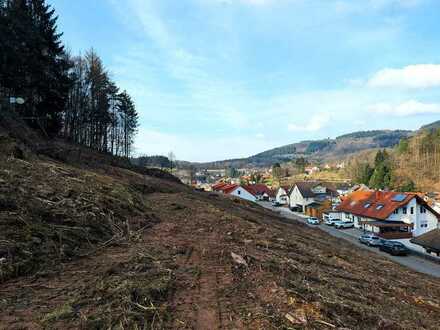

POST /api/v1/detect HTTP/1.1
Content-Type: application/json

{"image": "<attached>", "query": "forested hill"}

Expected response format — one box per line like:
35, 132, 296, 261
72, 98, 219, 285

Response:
193, 129, 412, 169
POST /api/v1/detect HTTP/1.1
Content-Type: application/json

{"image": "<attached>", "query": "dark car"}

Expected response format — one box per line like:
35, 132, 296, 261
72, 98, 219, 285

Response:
379, 241, 410, 256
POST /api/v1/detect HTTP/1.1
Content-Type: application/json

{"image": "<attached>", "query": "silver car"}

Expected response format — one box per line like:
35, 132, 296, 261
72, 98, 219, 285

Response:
359, 234, 382, 247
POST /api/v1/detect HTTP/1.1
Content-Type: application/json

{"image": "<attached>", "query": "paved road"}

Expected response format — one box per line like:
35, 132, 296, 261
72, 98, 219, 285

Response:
259, 202, 440, 278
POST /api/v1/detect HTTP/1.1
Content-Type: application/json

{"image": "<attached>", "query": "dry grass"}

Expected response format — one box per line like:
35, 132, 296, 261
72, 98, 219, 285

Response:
1, 137, 440, 329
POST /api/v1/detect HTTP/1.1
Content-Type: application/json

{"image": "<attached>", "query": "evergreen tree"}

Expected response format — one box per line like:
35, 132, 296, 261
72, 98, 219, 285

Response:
396, 138, 409, 154
272, 163, 282, 182
117, 91, 138, 158
0, 0, 72, 134
357, 163, 373, 185
369, 150, 392, 189
1, 2, 140, 156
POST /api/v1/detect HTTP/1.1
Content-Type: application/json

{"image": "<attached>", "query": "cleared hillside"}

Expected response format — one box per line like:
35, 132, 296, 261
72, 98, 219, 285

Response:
1, 133, 440, 329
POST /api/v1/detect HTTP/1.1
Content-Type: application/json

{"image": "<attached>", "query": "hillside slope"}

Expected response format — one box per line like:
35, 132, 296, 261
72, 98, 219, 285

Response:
193, 130, 411, 169
1, 136, 440, 329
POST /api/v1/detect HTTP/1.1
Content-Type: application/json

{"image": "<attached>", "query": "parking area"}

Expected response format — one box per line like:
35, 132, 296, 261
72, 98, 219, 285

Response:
259, 202, 440, 278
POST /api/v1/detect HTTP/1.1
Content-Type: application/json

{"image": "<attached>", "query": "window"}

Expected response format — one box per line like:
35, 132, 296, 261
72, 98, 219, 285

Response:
410, 207, 414, 214
421, 223, 428, 228
402, 207, 407, 215
420, 206, 426, 214
238, 190, 241, 195
376, 204, 384, 210
393, 209, 399, 214
364, 203, 371, 208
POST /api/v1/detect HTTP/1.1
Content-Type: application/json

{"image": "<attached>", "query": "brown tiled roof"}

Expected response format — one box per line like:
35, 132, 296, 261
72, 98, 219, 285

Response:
410, 229, 440, 251
222, 184, 239, 194
295, 181, 338, 198
213, 183, 238, 194
336, 190, 440, 221
212, 182, 228, 191
243, 184, 273, 197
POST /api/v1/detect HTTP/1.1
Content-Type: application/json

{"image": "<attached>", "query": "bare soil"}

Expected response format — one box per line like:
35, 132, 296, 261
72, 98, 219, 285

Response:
1, 137, 440, 329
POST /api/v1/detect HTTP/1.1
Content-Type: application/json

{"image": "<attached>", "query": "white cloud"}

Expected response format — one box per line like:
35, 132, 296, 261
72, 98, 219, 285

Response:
368, 100, 440, 116
288, 113, 331, 132
256, 133, 265, 138
367, 64, 440, 89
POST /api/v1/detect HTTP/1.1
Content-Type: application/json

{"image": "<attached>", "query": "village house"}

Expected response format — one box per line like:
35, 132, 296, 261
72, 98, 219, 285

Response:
212, 182, 273, 203
411, 229, 440, 256
242, 184, 274, 201
275, 186, 291, 205
305, 166, 320, 175
335, 190, 440, 239
289, 182, 339, 216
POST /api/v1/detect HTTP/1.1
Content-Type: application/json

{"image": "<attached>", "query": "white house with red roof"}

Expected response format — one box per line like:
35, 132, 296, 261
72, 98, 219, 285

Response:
336, 190, 440, 239
212, 183, 273, 203
228, 186, 258, 202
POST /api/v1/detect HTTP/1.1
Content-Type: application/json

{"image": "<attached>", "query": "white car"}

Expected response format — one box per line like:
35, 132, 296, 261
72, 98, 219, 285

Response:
334, 221, 354, 229
306, 217, 320, 225
325, 218, 341, 226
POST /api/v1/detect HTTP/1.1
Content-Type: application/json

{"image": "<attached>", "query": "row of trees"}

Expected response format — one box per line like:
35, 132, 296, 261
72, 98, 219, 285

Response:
0, 0, 139, 157
63, 50, 138, 157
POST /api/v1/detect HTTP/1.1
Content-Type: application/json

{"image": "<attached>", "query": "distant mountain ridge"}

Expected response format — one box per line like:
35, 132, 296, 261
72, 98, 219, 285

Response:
420, 120, 440, 132
191, 129, 414, 169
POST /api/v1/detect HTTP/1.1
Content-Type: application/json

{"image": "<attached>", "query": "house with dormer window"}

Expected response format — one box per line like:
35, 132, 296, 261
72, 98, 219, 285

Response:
335, 190, 439, 239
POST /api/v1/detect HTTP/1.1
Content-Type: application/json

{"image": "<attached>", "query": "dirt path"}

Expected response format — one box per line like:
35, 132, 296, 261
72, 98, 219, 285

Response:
146, 222, 233, 329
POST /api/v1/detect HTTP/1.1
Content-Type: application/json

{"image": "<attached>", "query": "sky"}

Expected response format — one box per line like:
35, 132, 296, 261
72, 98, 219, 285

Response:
52, 0, 440, 162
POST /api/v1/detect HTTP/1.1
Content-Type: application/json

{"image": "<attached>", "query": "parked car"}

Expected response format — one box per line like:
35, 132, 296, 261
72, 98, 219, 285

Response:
334, 221, 354, 229
325, 218, 341, 226
307, 217, 320, 225
271, 201, 281, 207
379, 241, 410, 256
359, 234, 382, 246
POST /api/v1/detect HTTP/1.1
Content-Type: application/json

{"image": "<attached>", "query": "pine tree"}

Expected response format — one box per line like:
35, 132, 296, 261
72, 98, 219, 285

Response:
0, 0, 72, 134
117, 91, 138, 158
369, 149, 392, 189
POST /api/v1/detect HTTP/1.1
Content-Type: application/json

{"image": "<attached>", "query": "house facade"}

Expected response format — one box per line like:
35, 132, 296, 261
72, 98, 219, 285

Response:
289, 181, 338, 212
242, 184, 274, 201
212, 182, 272, 203
275, 186, 290, 205
335, 191, 439, 239
228, 186, 257, 202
